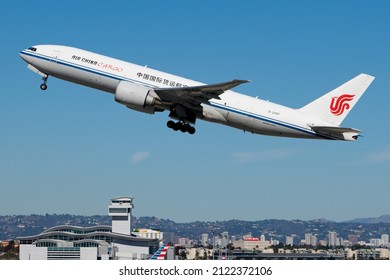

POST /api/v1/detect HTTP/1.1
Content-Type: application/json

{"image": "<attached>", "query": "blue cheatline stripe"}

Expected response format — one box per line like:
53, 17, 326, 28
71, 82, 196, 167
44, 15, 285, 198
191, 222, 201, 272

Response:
210, 102, 315, 136
22, 50, 332, 139
20, 50, 154, 88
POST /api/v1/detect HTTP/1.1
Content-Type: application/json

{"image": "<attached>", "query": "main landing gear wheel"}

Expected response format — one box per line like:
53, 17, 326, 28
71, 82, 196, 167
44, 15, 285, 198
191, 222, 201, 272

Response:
167, 120, 196, 135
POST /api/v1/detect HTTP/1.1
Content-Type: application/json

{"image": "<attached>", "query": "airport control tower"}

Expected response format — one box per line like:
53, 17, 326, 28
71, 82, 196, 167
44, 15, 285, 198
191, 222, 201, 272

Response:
108, 197, 134, 235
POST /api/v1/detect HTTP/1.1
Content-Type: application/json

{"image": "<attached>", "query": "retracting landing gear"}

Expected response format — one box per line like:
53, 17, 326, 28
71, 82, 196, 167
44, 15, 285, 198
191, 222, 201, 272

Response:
167, 120, 196, 135
40, 75, 48, 91
167, 104, 197, 134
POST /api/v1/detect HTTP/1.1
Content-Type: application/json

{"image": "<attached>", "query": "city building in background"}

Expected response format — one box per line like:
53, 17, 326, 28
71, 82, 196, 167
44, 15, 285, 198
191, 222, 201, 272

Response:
286, 236, 294, 246
201, 233, 209, 247
232, 237, 271, 251
382, 234, 389, 245
134, 229, 163, 244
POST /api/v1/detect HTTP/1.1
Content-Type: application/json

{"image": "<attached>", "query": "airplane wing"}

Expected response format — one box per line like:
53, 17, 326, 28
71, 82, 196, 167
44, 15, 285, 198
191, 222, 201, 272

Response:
310, 126, 361, 140
154, 79, 249, 110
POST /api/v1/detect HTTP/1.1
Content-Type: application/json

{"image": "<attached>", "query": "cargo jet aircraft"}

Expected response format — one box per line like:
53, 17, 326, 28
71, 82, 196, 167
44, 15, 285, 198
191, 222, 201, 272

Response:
20, 45, 374, 140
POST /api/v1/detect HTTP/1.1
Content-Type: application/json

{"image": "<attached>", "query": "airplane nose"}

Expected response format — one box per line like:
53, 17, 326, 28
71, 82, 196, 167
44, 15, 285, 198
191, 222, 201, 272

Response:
20, 50, 30, 63
20, 47, 37, 64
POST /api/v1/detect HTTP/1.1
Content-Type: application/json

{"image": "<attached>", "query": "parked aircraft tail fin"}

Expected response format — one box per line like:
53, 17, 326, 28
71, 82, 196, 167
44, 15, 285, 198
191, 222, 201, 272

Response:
150, 243, 170, 260
299, 74, 375, 126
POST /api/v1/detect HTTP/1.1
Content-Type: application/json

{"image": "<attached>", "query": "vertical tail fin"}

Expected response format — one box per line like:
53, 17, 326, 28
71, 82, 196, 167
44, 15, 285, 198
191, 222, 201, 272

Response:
299, 74, 375, 126
150, 243, 170, 260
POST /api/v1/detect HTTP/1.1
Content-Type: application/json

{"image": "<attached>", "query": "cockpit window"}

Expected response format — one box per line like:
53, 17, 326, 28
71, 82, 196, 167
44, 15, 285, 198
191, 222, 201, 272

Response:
28, 47, 37, 52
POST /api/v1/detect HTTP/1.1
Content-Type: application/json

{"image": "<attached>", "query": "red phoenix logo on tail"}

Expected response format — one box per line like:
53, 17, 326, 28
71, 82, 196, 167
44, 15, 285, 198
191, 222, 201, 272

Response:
330, 94, 355, 116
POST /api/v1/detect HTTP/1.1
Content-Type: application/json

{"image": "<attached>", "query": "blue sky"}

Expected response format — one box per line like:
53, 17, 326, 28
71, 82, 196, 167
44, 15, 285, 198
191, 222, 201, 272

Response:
1, 0, 389, 222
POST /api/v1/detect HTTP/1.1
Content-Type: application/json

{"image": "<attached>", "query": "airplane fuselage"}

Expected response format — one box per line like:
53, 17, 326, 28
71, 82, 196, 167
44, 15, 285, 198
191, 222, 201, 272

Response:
20, 45, 371, 140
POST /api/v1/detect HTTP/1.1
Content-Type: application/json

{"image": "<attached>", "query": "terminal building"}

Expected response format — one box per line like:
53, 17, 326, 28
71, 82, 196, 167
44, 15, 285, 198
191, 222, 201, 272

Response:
18, 197, 159, 260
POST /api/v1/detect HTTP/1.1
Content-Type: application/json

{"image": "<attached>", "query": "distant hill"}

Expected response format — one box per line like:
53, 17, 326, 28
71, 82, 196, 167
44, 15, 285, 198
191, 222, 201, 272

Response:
345, 215, 390, 224
1, 214, 390, 241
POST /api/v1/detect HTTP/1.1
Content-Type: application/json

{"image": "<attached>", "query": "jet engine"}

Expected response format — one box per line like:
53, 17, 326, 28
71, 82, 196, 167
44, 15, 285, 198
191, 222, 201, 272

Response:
114, 81, 158, 114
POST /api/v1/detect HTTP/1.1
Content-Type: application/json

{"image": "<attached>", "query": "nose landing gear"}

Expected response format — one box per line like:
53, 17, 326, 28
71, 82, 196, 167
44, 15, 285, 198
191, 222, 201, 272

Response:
40, 75, 48, 91
167, 120, 196, 135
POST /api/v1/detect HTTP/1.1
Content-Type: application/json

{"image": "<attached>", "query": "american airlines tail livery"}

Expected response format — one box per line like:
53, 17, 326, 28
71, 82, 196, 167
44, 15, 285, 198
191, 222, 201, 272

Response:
20, 45, 374, 140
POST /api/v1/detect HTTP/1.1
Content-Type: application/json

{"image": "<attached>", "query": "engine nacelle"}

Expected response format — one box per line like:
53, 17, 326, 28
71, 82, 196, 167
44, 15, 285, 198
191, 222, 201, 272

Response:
115, 81, 157, 114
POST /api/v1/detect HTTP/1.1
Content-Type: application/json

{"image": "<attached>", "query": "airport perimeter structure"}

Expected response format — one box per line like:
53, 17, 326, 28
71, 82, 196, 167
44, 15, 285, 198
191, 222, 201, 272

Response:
18, 197, 159, 260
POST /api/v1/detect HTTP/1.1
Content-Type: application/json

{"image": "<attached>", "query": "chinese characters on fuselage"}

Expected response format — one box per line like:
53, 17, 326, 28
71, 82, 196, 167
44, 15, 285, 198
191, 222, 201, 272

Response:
136, 72, 187, 88
70, 55, 187, 87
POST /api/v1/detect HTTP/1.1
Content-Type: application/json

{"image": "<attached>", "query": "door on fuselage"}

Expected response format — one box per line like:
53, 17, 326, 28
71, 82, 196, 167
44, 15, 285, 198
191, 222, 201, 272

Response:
50, 50, 60, 63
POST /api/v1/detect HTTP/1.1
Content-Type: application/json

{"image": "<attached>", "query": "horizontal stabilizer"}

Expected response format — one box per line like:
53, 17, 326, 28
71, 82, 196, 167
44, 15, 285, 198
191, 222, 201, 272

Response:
311, 126, 361, 134
310, 126, 361, 141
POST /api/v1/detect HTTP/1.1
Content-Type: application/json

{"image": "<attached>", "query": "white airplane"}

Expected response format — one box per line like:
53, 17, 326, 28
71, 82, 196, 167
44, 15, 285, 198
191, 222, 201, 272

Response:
20, 45, 374, 140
